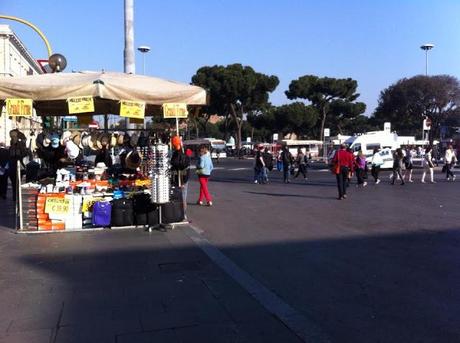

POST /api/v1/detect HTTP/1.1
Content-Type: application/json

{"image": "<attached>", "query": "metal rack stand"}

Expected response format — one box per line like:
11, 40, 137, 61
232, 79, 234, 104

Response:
148, 143, 171, 231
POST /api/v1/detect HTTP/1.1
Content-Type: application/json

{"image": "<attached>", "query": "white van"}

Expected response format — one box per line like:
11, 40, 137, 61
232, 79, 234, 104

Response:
348, 131, 399, 169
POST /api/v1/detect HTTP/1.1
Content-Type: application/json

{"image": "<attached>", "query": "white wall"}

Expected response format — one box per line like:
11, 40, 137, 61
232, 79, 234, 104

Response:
0, 25, 43, 146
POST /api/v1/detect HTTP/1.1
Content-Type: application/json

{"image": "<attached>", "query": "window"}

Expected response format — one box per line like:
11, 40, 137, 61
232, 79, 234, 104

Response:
366, 143, 381, 151
353, 143, 361, 152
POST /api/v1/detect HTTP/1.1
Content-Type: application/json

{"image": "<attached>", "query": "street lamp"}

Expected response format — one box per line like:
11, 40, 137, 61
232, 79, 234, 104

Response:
137, 45, 151, 75
420, 43, 434, 76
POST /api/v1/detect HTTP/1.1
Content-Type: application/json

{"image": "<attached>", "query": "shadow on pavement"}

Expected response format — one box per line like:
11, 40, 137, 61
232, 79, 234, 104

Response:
1, 228, 458, 342
245, 191, 335, 200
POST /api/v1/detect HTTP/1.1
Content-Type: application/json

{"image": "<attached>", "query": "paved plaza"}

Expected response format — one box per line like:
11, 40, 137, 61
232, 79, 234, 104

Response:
0, 158, 459, 342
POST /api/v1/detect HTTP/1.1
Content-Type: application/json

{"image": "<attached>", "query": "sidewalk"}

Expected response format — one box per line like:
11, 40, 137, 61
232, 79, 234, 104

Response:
0, 205, 301, 343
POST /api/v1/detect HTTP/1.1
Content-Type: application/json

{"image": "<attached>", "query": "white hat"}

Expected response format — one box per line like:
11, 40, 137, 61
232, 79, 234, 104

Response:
94, 162, 107, 175
65, 140, 80, 160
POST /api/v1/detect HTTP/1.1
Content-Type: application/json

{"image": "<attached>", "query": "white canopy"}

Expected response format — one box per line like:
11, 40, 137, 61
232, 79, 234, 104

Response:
0, 71, 207, 115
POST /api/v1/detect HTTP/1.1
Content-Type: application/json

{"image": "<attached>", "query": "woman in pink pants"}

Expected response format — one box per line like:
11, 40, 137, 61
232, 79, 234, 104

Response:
196, 145, 214, 206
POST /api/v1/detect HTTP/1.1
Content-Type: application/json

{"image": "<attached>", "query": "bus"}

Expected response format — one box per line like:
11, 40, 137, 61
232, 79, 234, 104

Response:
281, 139, 323, 158
183, 138, 227, 159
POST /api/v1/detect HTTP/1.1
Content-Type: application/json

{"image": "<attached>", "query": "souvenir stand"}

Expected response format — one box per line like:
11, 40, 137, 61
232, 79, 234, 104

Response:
0, 71, 206, 232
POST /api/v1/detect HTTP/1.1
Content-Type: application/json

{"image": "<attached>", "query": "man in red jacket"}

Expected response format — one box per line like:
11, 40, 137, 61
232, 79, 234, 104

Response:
332, 144, 355, 200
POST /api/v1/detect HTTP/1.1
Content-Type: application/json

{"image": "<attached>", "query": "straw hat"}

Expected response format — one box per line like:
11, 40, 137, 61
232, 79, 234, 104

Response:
125, 150, 142, 170
110, 133, 118, 147
71, 131, 81, 146
61, 130, 72, 145
88, 132, 99, 151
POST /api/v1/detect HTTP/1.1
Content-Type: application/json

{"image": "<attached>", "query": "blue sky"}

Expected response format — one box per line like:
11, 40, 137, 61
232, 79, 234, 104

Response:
1, 0, 460, 115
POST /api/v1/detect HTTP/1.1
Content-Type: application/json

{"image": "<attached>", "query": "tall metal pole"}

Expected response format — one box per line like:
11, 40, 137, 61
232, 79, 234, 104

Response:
142, 53, 146, 75
124, 0, 135, 74
124, 0, 135, 129
425, 49, 428, 76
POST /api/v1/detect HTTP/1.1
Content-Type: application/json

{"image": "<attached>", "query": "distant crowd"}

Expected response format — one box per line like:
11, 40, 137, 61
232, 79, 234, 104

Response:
252, 144, 458, 200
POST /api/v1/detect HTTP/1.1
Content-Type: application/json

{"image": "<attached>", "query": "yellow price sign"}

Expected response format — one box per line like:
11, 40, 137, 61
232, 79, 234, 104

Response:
6, 98, 33, 116
163, 103, 188, 118
45, 197, 71, 215
67, 96, 95, 114
120, 100, 145, 119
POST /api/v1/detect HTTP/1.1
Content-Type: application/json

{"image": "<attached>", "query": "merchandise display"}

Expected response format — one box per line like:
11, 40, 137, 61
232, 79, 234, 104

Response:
16, 130, 185, 232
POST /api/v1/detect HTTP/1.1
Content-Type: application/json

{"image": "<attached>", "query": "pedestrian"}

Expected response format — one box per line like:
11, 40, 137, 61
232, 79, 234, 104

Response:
331, 144, 354, 200
355, 150, 367, 187
444, 144, 457, 181
403, 146, 414, 183
281, 146, 292, 184
421, 146, 435, 184
371, 148, 383, 184
391, 148, 405, 185
196, 145, 214, 206
294, 148, 308, 182
253, 146, 265, 184
262, 148, 273, 183
0, 142, 9, 200
170, 140, 192, 214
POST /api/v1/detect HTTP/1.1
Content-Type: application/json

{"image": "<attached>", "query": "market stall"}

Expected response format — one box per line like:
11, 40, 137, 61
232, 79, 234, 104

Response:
0, 71, 206, 232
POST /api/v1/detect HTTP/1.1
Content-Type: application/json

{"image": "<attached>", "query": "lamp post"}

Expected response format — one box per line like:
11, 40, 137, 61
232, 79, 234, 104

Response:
420, 43, 434, 76
137, 45, 151, 75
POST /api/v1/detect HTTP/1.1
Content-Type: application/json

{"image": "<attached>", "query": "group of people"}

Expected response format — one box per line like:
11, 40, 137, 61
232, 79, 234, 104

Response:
331, 144, 458, 200
253, 146, 310, 184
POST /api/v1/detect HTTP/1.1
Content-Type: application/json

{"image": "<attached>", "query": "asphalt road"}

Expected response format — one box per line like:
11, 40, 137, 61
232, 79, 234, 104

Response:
187, 158, 460, 343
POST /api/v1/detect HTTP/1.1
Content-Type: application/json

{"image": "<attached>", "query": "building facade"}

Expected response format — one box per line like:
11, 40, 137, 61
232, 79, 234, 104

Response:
0, 24, 43, 145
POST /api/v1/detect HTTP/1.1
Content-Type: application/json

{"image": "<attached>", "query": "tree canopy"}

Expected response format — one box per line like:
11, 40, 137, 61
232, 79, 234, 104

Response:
371, 75, 460, 140
191, 64, 279, 148
285, 76, 366, 140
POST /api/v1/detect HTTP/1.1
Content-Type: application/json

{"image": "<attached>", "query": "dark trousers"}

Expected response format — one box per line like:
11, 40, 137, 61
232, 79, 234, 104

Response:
336, 167, 349, 198
283, 165, 290, 183
295, 164, 307, 178
392, 168, 404, 184
356, 168, 365, 185
446, 163, 454, 178
0, 174, 7, 198
371, 166, 380, 181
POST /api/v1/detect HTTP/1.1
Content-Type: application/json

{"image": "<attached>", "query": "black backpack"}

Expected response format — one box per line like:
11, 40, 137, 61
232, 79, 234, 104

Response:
171, 151, 190, 171
263, 152, 273, 171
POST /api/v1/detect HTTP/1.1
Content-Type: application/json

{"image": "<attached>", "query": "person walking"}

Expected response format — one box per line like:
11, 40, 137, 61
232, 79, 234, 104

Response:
421, 146, 435, 183
262, 148, 273, 183
371, 148, 383, 184
391, 148, 405, 185
355, 150, 367, 187
0, 142, 9, 200
196, 145, 214, 206
403, 147, 414, 183
332, 144, 354, 200
253, 146, 265, 184
281, 146, 292, 184
444, 144, 457, 181
294, 148, 308, 182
